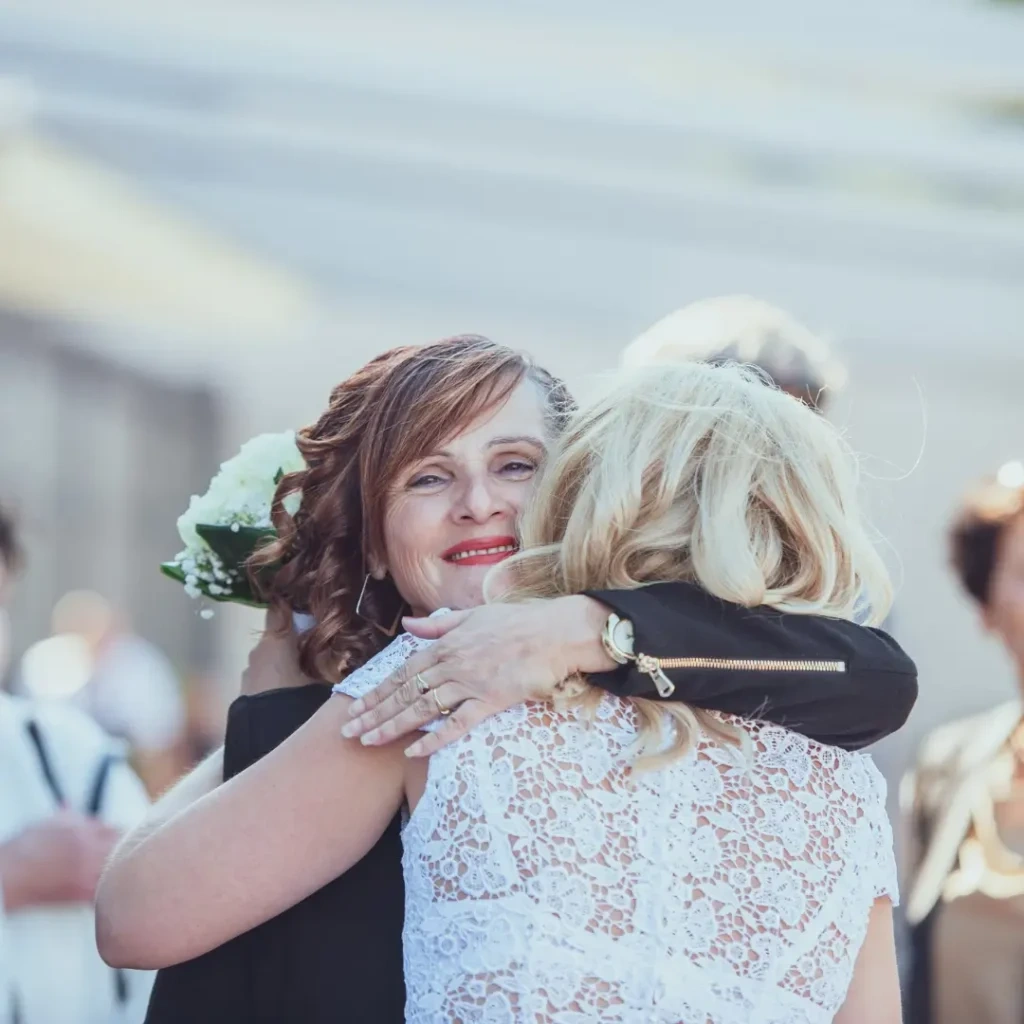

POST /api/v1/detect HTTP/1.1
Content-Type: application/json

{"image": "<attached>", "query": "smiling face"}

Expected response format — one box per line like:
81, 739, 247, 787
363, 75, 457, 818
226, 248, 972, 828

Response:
377, 379, 549, 615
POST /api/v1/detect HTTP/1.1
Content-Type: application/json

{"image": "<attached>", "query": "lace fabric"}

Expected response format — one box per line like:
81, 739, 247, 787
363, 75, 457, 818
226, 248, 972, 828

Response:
335, 633, 897, 1024
332, 628, 447, 733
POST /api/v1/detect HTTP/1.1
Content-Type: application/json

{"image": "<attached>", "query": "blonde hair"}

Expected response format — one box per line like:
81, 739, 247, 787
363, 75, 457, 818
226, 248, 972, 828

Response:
622, 295, 846, 409
501, 360, 891, 765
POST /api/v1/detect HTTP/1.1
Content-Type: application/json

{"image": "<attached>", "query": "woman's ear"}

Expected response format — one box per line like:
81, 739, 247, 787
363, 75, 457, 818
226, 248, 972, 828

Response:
367, 553, 388, 581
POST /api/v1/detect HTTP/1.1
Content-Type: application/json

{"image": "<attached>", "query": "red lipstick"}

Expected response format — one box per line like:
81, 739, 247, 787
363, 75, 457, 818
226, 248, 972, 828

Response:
441, 535, 519, 567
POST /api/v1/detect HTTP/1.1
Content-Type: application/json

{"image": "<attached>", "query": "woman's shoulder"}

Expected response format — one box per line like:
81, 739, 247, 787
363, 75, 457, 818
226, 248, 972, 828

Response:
914, 700, 1020, 772
708, 716, 888, 800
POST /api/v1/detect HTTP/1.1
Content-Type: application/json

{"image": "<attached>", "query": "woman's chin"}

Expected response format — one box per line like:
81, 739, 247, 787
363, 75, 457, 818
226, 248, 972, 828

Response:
434, 577, 488, 612
429, 556, 516, 612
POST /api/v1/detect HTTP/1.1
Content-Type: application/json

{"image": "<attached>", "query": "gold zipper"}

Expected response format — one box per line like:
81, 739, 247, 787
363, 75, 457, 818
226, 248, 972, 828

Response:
635, 653, 847, 697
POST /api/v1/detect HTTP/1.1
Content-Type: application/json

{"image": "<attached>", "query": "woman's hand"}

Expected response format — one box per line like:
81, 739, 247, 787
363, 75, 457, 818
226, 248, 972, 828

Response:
239, 604, 311, 697
341, 596, 615, 756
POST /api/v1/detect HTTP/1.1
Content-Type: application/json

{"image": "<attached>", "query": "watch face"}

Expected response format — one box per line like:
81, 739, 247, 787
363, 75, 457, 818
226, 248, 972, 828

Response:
613, 618, 634, 655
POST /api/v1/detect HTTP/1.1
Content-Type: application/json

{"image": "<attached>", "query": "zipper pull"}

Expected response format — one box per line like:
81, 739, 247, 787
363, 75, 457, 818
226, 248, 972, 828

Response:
636, 653, 676, 698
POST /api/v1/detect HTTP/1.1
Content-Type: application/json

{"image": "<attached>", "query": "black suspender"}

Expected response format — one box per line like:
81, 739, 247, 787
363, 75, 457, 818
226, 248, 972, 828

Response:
85, 753, 119, 817
24, 720, 66, 806
22, 716, 130, 1009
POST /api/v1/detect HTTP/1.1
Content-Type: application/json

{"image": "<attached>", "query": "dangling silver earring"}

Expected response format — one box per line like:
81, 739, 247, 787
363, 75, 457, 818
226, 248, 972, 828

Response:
354, 573, 405, 637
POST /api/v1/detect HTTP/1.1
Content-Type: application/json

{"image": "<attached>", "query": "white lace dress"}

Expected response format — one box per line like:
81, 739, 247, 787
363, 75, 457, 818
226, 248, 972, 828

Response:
334, 632, 898, 1024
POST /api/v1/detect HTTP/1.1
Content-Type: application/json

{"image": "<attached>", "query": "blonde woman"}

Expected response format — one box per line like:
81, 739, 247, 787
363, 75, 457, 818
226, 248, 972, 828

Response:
99, 362, 901, 1023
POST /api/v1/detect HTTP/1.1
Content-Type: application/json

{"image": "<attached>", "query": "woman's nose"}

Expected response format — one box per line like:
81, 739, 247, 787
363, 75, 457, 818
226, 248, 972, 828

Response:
455, 477, 510, 523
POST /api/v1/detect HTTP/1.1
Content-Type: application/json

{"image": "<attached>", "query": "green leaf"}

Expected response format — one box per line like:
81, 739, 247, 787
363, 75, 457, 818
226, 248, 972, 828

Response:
195, 524, 277, 571
204, 589, 266, 608
162, 524, 276, 610
160, 562, 187, 584
160, 559, 267, 608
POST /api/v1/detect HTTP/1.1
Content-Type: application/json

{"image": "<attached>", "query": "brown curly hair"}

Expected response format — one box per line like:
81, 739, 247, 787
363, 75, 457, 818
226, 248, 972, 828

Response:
249, 335, 573, 681
950, 465, 1024, 608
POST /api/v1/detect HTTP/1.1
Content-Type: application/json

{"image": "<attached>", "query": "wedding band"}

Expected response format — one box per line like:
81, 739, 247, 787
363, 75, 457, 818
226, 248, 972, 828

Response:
432, 689, 452, 717
414, 672, 431, 696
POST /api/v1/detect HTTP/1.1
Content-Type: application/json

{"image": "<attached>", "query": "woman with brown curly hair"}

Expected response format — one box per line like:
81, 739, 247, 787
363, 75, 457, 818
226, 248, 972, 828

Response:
105, 336, 916, 1023
903, 461, 1024, 1024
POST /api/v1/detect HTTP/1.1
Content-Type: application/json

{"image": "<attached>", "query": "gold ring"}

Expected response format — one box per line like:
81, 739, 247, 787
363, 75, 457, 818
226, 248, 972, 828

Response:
432, 689, 452, 717
414, 672, 430, 696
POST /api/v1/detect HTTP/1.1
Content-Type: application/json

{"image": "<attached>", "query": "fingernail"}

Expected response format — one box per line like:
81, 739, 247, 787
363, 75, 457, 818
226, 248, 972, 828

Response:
361, 730, 380, 746
404, 744, 421, 758
348, 700, 364, 716
341, 722, 358, 738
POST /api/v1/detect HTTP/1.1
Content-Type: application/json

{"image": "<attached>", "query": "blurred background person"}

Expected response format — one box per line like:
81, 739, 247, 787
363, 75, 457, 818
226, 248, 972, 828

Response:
14, 592, 188, 797
179, 672, 229, 767
0, 505, 155, 1023
52, 592, 187, 794
902, 460, 1024, 1024
620, 295, 892, 633
621, 293, 846, 411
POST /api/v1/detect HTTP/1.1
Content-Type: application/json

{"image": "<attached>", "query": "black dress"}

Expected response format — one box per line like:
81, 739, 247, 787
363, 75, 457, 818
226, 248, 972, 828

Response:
145, 581, 917, 1024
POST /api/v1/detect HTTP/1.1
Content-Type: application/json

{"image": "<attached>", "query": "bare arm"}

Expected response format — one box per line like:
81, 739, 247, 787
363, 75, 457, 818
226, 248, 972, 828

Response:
110, 604, 315, 864
100, 605, 328, 931
96, 698, 406, 970
834, 899, 901, 1024
107, 748, 224, 865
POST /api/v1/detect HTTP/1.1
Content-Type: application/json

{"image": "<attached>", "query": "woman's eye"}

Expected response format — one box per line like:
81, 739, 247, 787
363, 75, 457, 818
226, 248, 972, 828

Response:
499, 460, 536, 477
409, 473, 446, 489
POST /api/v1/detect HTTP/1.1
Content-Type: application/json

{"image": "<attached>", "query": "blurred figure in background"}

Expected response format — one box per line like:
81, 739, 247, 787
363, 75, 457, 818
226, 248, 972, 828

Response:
620, 294, 846, 412
0, 506, 154, 1023
20, 592, 187, 796
180, 673, 228, 768
902, 460, 1024, 1024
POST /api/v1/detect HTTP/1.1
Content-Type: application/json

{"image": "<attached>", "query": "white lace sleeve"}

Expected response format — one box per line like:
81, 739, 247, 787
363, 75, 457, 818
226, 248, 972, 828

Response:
864, 762, 900, 905
331, 610, 451, 732
332, 631, 437, 702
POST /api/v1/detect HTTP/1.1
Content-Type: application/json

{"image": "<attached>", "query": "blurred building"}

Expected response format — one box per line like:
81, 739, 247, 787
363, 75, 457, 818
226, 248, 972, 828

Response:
0, 67, 318, 708
0, 312, 219, 677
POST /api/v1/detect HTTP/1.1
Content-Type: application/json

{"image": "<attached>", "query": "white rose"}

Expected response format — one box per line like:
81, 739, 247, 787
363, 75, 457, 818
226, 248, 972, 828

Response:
175, 430, 303, 552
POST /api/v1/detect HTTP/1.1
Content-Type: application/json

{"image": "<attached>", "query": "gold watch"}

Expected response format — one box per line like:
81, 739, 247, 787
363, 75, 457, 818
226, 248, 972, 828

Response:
600, 612, 635, 665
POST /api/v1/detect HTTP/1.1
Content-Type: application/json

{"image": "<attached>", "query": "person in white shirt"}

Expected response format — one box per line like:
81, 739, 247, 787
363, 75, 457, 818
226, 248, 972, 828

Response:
0, 507, 154, 1024
14, 590, 188, 797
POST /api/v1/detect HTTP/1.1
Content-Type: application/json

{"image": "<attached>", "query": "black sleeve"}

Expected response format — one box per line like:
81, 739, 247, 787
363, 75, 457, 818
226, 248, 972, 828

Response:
223, 684, 331, 781
583, 581, 917, 751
